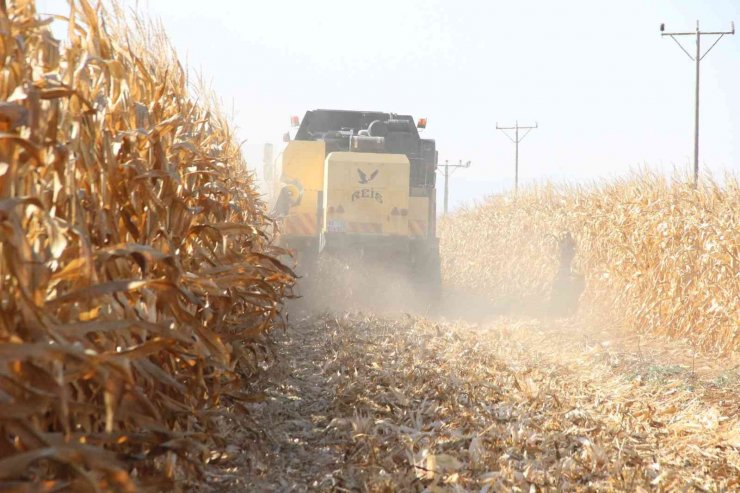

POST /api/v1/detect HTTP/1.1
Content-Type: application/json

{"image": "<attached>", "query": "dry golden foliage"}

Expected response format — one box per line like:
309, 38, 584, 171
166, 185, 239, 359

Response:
0, 1, 292, 490
440, 174, 740, 353
227, 313, 739, 492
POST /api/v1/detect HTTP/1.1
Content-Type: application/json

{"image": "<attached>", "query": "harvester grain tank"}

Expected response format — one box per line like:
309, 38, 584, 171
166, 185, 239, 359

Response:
271, 109, 440, 287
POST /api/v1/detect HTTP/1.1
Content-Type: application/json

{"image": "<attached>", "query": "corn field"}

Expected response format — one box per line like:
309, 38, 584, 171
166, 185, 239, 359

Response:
2, 1, 738, 491
440, 173, 739, 353
0, 1, 292, 490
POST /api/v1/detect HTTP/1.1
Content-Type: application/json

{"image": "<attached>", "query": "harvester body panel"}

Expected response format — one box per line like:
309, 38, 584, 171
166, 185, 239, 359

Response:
278, 140, 325, 240
408, 195, 430, 237
323, 152, 409, 239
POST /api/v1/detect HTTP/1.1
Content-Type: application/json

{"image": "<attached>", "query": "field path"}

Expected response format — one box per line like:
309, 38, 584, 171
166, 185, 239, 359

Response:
206, 314, 738, 492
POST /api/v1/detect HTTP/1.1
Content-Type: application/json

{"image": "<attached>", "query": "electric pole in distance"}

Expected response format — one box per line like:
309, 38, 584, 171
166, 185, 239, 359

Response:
661, 20, 735, 186
496, 121, 538, 193
437, 159, 471, 215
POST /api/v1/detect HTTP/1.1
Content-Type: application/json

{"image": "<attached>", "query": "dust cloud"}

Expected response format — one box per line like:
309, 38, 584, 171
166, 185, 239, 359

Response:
286, 255, 439, 319
284, 252, 583, 324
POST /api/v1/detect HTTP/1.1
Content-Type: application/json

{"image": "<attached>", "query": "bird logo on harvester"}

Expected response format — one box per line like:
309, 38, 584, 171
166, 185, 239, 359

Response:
352, 168, 383, 203
357, 168, 379, 184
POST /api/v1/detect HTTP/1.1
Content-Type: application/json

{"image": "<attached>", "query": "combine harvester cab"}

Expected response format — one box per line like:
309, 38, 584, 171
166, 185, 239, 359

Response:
273, 109, 440, 290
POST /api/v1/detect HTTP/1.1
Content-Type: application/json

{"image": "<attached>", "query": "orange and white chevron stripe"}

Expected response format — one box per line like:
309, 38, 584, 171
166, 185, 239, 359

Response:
346, 222, 382, 234
409, 220, 427, 237
283, 212, 316, 237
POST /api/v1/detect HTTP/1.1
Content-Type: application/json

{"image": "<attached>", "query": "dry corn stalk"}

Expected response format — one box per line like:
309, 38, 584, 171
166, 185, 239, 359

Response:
0, 1, 293, 490
440, 172, 739, 353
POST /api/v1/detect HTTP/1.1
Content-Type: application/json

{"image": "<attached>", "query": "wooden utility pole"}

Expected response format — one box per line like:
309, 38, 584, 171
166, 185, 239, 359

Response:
496, 121, 538, 193
437, 159, 471, 215
661, 20, 735, 186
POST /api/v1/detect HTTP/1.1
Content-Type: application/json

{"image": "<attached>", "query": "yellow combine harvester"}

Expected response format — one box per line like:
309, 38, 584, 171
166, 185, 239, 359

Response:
271, 109, 440, 288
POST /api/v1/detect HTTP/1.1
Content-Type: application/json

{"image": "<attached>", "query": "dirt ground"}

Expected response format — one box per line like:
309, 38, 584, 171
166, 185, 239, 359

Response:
198, 309, 738, 492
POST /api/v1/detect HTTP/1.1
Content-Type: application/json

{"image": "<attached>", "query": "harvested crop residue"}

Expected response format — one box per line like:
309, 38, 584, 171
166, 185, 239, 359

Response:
206, 314, 738, 492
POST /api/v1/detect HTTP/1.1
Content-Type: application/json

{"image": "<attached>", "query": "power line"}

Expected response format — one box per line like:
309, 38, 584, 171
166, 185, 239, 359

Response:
496, 121, 538, 193
437, 159, 471, 215
660, 20, 735, 186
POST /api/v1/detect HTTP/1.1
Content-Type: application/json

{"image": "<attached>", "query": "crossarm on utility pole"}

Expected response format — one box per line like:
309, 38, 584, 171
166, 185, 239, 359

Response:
666, 34, 695, 60
518, 127, 535, 142
700, 34, 726, 60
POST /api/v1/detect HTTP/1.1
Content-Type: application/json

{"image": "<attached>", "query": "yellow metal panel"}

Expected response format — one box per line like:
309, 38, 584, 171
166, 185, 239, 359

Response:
280, 140, 325, 190
278, 141, 325, 238
323, 152, 410, 237
409, 196, 429, 237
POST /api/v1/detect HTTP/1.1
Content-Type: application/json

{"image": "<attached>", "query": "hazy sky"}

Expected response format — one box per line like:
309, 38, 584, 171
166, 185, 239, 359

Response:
38, 0, 739, 209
